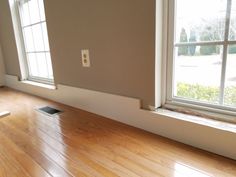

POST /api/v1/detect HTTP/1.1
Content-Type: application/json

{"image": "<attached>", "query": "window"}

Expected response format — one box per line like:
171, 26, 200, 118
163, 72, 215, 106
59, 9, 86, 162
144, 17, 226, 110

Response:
166, 0, 236, 113
11, 0, 53, 84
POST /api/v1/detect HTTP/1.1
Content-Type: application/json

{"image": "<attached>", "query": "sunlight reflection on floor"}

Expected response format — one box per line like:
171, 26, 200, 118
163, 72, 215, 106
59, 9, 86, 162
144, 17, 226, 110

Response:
175, 163, 213, 177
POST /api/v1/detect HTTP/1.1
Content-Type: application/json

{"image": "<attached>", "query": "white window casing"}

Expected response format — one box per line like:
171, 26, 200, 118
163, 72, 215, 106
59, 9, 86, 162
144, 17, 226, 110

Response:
8, 0, 54, 84
163, 0, 236, 122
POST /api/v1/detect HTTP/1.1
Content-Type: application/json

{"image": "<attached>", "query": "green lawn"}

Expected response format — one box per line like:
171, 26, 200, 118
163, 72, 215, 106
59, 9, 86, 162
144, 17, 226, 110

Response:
177, 82, 236, 107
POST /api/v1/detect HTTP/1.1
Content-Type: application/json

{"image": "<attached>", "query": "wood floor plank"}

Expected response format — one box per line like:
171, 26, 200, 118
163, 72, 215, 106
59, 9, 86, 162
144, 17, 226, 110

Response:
27, 107, 234, 177
0, 140, 31, 177
0, 121, 74, 177
18, 114, 173, 177
7, 114, 143, 177
54, 107, 236, 176
5, 116, 125, 177
0, 87, 236, 177
7, 105, 230, 177
0, 98, 164, 177
0, 131, 52, 177
0, 123, 88, 177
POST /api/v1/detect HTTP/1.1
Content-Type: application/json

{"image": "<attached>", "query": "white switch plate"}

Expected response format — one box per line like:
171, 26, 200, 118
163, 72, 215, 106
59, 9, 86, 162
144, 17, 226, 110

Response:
81, 49, 90, 67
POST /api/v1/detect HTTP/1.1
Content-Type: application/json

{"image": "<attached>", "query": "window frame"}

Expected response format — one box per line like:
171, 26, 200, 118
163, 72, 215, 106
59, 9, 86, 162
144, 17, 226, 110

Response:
165, 0, 236, 117
12, 0, 54, 85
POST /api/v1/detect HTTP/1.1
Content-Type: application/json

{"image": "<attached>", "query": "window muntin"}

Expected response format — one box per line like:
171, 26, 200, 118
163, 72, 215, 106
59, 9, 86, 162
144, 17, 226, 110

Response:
224, 44, 236, 107
168, 0, 236, 111
173, 45, 223, 104
229, 0, 236, 40
175, 0, 227, 43
17, 0, 53, 82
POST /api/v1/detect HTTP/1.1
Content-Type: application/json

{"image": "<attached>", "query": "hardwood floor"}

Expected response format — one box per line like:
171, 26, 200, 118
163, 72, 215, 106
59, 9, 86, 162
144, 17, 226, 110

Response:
0, 87, 235, 177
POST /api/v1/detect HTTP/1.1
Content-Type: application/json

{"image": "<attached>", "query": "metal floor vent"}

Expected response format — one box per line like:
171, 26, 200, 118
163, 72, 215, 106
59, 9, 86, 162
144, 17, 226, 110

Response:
37, 106, 62, 116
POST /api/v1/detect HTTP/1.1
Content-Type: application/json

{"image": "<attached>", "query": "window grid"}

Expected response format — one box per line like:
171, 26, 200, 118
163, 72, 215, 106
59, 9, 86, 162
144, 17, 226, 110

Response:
22, 20, 45, 28
17, 0, 53, 83
219, 0, 232, 105
168, 0, 236, 113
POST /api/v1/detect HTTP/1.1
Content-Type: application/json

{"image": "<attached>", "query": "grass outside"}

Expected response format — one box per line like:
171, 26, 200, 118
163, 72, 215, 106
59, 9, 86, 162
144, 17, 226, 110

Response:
177, 82, 236, 107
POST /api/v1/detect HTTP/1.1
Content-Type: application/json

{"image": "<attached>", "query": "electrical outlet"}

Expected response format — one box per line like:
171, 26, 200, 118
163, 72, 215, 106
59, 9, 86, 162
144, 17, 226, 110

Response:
81, 49, 90, 67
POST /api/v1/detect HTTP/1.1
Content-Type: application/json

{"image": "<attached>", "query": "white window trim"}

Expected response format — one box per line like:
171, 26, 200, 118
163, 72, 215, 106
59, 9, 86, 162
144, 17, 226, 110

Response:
9, 0, 28, 80
161, 0, 236, 121
8, 0, 54, 85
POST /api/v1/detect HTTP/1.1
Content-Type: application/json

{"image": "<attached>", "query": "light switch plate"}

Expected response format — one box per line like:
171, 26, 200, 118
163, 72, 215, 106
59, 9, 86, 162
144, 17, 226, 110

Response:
81, 49, 90, 67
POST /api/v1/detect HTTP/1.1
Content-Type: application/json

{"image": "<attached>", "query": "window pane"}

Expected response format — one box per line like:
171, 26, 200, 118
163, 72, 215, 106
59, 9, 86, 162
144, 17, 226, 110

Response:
27, 53, 38, 77
229, 0, 236, 40
42, 22, 50, 51
174, 45, 223, 104
20, 1, 30, 26
38, 0, 46, 21
36, 53, 48, 78
23, 27, 34, 52
224, 45, 236, 107
28, 0, 40, 24
18, 0, 54, 81
46, 53, 53, 79
175, 0, 227, 43
31, 24, 44, 51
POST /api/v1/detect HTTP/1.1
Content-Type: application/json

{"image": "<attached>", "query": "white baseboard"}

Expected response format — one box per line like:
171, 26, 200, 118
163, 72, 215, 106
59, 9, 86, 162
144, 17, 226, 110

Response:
0, 111, 10, 118
4, 74, 236, 160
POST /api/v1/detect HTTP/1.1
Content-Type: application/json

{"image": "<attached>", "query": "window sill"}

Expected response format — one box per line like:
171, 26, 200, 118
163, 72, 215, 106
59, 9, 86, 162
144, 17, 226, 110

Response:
155, 108, 236, 133
164, 100, 236, 123
21, 80, 56, 90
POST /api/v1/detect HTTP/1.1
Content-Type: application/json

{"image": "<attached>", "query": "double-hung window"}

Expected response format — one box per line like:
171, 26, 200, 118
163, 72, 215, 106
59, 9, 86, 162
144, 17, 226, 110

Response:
10, 0, 53, 84
166, 0, 236, 115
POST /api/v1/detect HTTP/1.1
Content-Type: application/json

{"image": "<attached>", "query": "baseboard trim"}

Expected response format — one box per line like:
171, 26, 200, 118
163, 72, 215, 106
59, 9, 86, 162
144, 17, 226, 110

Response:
4, 74, 236, 160
0, 111, 10, 118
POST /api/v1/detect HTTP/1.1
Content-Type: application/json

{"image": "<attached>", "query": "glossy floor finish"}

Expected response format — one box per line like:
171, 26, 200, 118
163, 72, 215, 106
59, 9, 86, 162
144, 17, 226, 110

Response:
0, 88, 235, 177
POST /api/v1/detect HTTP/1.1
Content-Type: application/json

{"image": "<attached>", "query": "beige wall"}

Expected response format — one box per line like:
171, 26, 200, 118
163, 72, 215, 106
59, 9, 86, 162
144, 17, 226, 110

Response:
0, 0, 156, 108
0, 44, 5, 85
0, 0, 21, 76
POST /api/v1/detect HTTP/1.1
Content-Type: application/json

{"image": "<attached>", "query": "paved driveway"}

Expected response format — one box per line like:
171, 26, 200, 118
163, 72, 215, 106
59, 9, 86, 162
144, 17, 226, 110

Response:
175, 54, 236, 87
